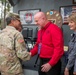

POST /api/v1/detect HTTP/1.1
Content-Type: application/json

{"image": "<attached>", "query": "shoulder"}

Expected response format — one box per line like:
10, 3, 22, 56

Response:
50, 23, 62, 31
49, 23, 59, 28
48, 23, 63, 36
8, 28, 23, 38
14, 30, 23, 38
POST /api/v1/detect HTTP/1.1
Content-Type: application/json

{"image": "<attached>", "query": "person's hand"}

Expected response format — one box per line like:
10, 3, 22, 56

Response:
73, 72, 76, 75
64, 68, 69, 75
41, 63, 52, 72
29, 52, 31, 56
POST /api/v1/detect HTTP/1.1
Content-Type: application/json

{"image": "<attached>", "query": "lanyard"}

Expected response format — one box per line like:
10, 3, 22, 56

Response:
38, 30, 42, 54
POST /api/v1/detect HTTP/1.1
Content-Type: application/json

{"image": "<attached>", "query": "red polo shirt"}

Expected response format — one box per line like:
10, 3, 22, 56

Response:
31, 22, 64, 66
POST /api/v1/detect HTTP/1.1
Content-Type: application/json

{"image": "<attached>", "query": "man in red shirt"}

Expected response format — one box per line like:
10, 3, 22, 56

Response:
30, 12, 64, 75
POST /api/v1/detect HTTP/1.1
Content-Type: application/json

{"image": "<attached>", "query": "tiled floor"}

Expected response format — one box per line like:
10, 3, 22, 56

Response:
24, 69, 38, 75
24, 69, 64, 75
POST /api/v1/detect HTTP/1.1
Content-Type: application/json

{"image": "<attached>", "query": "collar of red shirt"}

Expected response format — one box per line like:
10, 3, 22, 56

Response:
42, 22, 52, 30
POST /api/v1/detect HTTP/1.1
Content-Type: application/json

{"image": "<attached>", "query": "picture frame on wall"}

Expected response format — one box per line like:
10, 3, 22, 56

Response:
18, 9, 41, 25
59, 5, 76, 24
73, 0, 76, 4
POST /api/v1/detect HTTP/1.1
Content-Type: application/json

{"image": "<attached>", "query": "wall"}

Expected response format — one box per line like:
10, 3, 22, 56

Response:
13, 0, 72, 13
13, 0, 73, 46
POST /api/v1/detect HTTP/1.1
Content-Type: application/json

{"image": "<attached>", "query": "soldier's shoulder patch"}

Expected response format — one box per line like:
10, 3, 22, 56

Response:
18, 39, 24, 43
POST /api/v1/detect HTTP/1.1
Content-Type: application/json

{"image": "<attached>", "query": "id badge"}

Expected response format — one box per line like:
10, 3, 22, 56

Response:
38, 43, 42, 54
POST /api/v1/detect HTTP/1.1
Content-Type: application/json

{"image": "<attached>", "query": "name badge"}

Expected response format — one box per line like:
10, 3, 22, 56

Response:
38, 43, 42, 54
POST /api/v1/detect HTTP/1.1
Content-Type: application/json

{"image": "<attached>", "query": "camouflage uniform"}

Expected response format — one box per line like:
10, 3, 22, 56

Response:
0, 26, 30, 75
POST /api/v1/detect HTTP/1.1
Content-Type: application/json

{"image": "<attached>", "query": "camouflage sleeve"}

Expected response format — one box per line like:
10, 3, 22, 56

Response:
15, 32, 31, 61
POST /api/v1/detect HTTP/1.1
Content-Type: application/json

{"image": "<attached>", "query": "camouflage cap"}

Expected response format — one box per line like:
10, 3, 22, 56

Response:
6, 12, 20, 20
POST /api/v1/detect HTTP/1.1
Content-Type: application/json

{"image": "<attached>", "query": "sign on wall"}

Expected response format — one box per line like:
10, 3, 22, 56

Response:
18, 9, 41, 25
46, 10, 63, 28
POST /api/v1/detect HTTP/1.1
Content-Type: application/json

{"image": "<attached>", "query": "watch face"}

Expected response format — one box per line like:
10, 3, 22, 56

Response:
46, 10, 63, 28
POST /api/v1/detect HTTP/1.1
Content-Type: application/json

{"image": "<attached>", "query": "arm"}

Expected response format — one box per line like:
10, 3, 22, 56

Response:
64, 46, 76, 75
64, 36, 76, 75
66, 42, 76, 70
73, 59, 76, 75
15, 32, 31, 61
49, 25, 64, 66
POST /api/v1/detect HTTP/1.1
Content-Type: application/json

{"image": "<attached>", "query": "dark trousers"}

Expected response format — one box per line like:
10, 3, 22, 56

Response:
69, 66, 74, 75
38, 58, 61, 75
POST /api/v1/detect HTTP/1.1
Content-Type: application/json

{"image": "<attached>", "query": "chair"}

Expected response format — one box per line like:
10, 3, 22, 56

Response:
27, 27, 33, 51
33, 27, 38, 44
22, 27, 28, 49
22, 27, 28, 40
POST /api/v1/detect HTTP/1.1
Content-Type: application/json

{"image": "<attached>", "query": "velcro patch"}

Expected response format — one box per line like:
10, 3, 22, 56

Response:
18, 39, 24, 43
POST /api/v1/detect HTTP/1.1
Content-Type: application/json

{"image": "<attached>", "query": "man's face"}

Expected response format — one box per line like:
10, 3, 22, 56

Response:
34, 16, 45, 27
11, 19, 22, 31
18, 24, 22, 32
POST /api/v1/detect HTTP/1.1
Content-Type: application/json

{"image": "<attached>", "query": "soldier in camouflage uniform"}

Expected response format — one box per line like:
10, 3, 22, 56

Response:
0, 13, 31, 75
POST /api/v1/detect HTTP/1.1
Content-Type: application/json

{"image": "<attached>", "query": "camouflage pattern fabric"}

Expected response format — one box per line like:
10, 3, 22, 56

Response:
0, 26, 30, 75
1, 72, 24, 75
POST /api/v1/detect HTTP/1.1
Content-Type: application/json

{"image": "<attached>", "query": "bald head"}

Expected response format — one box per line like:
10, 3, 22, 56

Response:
34, 12, 46, 19
34, 12, 49, 27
